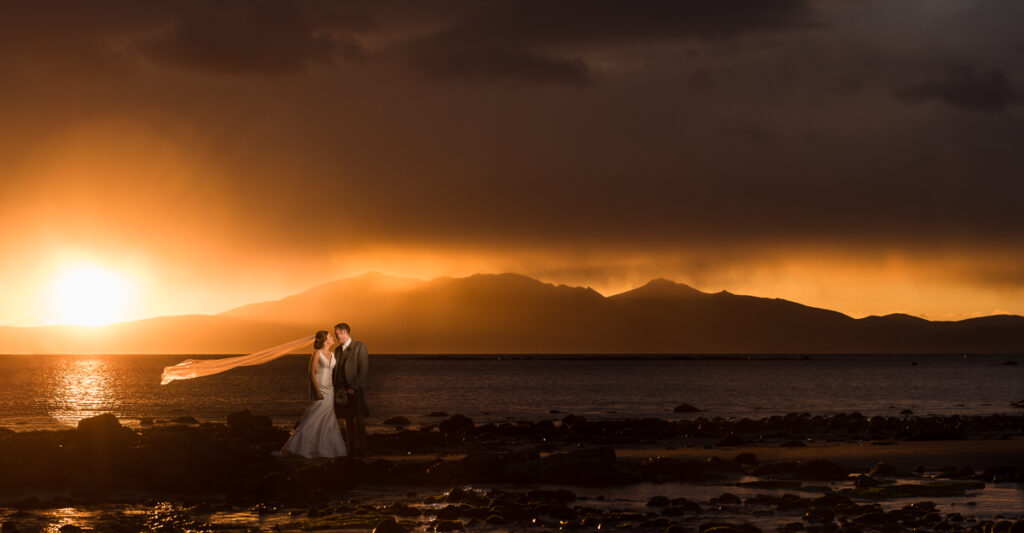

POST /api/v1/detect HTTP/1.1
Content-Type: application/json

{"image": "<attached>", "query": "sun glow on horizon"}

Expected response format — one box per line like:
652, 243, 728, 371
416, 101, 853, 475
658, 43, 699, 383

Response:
48, 263, 132, 326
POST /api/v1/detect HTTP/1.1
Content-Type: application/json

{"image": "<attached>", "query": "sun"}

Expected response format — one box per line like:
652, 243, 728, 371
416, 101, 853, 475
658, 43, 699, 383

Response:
49, 264, 130, 326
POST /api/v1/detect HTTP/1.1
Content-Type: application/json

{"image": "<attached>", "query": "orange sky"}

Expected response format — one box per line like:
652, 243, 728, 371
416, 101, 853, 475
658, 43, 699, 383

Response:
1, 1, 1022, 326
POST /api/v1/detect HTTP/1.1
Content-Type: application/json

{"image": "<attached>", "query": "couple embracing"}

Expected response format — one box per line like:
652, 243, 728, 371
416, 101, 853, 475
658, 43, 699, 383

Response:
280, 323, 369, 458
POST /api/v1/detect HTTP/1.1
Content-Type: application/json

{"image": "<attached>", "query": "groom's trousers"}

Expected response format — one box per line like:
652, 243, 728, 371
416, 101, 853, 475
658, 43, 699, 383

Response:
344, 413, 367, 456
342, 388, 369, 455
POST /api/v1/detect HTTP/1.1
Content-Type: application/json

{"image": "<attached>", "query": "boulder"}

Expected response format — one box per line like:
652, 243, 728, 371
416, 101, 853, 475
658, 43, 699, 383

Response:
647, 495, 671, 507
439, 415, 474, 440
674, 404, 703, 413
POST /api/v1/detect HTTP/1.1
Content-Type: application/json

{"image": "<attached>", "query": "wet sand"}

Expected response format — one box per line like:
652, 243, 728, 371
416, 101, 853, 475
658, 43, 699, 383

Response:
615, 438, 1024, 470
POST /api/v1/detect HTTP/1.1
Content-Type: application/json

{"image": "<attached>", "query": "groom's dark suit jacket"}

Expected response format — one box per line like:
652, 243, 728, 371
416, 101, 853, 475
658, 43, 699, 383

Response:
336, 340, 368, 416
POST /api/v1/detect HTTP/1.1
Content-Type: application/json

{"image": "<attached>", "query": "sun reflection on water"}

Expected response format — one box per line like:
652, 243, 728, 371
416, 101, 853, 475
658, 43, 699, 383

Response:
48, 358, 118, 427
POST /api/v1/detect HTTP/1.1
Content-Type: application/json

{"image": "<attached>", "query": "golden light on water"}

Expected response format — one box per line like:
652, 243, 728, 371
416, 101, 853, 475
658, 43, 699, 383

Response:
48, 358, 117, 427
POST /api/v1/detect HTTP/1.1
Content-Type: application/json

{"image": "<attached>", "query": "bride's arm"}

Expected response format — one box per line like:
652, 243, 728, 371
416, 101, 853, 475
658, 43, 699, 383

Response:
308, 352, 323, 400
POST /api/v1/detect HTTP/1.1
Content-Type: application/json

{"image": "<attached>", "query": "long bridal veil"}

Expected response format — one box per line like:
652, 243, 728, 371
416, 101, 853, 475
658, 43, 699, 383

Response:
161, 335, 314, 385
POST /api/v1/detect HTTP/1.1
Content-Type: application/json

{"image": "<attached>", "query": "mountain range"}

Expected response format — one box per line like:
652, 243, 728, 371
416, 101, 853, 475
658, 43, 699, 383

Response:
2, 272, 1023, 354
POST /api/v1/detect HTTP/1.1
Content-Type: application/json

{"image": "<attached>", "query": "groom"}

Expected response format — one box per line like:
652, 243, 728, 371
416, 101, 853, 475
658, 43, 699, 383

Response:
333, 322, 369, 456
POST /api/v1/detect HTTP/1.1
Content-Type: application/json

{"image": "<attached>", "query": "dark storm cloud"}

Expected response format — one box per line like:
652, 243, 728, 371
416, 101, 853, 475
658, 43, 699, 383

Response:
3, 0, 1024, 320
139, 1, 372, 76
0, 1, 373, 77
402, 43, 591, 85
392, 0, 813, 84
1, 0, 811, 82
896, 66, 1021, 113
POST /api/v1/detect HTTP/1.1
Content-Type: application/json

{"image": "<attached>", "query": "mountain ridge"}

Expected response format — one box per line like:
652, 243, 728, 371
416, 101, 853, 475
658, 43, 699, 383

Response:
0, 272, 1021, 354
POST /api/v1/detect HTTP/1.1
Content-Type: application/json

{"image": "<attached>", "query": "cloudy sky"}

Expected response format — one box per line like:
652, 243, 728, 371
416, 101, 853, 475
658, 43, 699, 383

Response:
1, 0, 1022, 325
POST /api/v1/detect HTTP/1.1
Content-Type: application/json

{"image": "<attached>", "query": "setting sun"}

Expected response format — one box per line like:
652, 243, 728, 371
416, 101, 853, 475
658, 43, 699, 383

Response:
49, 264, 130, 326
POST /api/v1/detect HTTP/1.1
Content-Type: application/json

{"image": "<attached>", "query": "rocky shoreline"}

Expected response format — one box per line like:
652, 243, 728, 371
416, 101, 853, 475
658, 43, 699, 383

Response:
1, 411, 1022, 532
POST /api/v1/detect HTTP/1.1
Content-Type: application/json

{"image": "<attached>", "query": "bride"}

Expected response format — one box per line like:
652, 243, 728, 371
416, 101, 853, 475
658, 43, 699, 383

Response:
279, 330, 348, 458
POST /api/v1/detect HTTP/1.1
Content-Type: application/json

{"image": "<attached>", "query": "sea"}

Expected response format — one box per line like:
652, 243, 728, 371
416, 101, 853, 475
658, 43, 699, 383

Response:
0, 353, 1021, 432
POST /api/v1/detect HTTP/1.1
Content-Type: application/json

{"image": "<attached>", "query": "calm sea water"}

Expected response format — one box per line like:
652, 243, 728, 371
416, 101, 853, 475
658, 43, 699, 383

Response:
0, 354, 1021, 432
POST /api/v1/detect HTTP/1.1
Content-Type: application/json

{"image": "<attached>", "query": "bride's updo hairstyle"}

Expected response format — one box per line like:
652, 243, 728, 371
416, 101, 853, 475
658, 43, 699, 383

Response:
313, 330, 329, 350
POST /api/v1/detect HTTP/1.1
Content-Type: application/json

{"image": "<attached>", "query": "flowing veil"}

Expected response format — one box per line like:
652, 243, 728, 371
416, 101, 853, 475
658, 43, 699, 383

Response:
161, 335, 315, 385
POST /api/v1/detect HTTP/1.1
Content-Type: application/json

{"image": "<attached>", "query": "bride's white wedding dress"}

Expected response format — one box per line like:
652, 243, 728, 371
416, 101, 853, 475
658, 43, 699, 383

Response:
279, 351, 348, 458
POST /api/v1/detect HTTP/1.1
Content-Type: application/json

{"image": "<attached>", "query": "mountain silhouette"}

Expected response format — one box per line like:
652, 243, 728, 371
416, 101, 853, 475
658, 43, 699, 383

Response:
1, 272, 1022, 354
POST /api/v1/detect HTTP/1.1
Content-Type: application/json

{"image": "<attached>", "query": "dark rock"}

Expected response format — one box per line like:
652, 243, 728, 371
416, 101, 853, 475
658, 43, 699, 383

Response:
1001, 360, 1019, 366
938, 466, 975, 479
523, 488, 577, 504
431, 519, 463, 532
854, 475, 881, 488
58, 526, 82, 533
439, 415, 474, 440
698, 523, 762, 533
710, 493, 741, 505
77, 413, 124, 436
561, 414, 588, 427
867, 462, 909, 477
171, 415, 199, 424
1, 522, 17, 532
666, 526, 689, 533
427, 412, 449, 417
139, 418, 154, 426
647, 495, 671, 507
803, 509, 834, 524
674, 404, 703, 413
384, 416, 411, 426
900, 409, 914, 416
715, 434, 744, 447
734, 453, 758, 466
906, 429, 967, 441
640, 518, 672, 529
386, 503, 420, 517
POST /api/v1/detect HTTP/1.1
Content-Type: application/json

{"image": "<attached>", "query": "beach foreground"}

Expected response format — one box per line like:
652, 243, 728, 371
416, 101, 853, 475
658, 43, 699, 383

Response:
1, 411, 1022, 532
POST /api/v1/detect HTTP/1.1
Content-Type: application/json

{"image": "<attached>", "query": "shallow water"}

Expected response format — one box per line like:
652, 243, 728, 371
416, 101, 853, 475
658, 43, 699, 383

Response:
1, 479, 1020, 532
0, 353, 1021, 431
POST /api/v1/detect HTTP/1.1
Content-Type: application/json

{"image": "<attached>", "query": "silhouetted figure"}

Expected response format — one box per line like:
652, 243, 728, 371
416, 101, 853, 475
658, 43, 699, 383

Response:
333, 322, 369, 456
